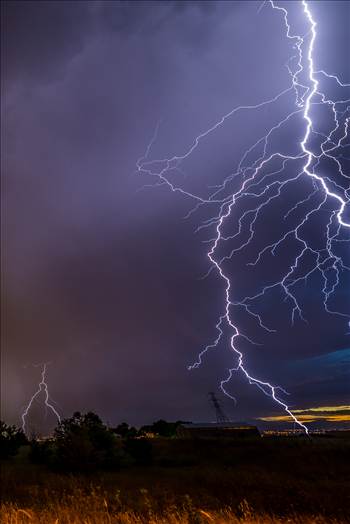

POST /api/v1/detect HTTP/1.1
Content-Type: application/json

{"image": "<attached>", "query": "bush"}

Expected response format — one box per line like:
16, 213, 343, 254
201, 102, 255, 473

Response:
140, 419, 184, 438
124, 437, 153, 465
0, 421, 28, 459
111, 422, 138, 439
53, 411, 122, 472
29, 439, 56, 465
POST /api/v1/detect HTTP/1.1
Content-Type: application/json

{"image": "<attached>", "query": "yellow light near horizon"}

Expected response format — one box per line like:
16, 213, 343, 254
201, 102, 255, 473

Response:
292, 405, 350, 414
259, 414, 350, 423
258, 405, 350, 423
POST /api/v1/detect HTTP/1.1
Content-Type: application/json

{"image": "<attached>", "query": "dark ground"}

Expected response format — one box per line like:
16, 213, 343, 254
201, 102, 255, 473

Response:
1, 435, 350, 521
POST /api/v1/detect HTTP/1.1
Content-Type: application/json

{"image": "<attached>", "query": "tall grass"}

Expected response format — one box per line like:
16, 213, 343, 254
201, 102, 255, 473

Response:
1, 498, 346, 524
1, 437, 349, 523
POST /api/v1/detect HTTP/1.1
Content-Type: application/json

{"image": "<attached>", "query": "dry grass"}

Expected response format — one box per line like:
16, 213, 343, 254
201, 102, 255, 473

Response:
0, 500, 347, 524
1, 437, 350, 523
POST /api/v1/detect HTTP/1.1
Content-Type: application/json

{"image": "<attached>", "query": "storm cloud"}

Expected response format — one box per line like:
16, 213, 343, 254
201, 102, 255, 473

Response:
1, 0, 349, 432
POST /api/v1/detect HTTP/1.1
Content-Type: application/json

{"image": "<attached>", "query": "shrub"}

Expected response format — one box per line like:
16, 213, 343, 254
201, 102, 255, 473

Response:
29, 438, 56, 465
53, 411, 122, 472
0, 420, 28, 459
124, 437, 153, 465
139, 419, 185, 438
111, 422, 138, 439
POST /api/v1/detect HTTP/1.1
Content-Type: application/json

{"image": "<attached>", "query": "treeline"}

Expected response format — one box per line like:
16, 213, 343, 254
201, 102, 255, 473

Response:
114, 419, 184, 438
0, 413, 185, 472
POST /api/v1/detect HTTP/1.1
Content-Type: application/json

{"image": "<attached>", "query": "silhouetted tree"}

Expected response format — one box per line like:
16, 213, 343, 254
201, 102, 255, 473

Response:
53, 411, 122, 471
0, 420, 28, 459
140, 419, 184, 438
112, 422, 138, 439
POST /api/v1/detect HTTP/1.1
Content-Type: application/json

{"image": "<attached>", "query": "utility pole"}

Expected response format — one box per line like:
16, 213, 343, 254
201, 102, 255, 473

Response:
208, 392, 230, 423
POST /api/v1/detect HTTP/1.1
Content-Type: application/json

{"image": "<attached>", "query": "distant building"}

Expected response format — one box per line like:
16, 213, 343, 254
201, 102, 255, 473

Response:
177, 422, 260, 439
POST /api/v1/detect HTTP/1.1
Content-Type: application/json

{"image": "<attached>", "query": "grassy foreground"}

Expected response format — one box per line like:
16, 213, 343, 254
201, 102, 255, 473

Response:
1, 436, 350, 523
0, 504, 346, 524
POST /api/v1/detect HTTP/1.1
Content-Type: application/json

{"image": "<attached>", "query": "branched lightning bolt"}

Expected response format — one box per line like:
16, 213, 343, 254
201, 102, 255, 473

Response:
137, 1, 349, 433
21, 363, 61, 435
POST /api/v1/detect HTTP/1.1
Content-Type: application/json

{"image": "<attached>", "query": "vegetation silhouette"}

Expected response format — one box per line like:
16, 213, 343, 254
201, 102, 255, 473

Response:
0, 421, 27, 459
139, 419, 186, 437
52, 411, 127, 472
1, 415, 350, 521
112, 422, 138, 438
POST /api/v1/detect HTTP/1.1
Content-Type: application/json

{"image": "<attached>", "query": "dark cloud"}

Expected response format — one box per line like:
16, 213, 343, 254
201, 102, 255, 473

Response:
1, 1, 94, 85
1, 0, 349, 431
1, 0, 236, 88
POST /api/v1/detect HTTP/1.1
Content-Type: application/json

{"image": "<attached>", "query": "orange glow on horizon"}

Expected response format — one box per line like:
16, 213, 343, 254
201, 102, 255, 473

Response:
258, 405, 350, 423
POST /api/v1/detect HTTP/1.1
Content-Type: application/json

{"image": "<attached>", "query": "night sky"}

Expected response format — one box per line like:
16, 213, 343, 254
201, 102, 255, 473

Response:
1, 0, 349, 433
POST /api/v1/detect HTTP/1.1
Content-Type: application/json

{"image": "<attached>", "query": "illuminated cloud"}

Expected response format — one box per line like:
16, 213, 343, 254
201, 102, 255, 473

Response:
2, 0, 349, 431
259, 405, 350, 423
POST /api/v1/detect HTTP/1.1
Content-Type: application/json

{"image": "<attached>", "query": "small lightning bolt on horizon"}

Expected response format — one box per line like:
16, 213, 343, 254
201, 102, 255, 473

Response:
137, 0, 349, 434
21, 362, 61, 435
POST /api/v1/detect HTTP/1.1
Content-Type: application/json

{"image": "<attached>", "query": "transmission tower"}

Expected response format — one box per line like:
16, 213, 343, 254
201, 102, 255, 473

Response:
208, 392, 230, 423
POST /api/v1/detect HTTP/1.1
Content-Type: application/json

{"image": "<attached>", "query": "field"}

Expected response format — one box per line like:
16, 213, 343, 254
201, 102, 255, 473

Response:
1, 436, 350, 523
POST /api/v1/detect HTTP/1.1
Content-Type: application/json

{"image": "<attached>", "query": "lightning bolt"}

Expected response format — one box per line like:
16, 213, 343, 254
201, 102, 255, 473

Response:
137, 1, 349, 434
21, 363, 61, 435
